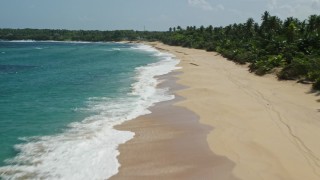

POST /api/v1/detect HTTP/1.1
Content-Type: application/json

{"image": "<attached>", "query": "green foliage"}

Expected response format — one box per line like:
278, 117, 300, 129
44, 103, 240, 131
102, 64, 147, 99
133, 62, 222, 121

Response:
313, 79, 320, 89
306, 58, 320, 82
0, 29, 165, 42
277, 57, 309, 80
161, 12, 320, 90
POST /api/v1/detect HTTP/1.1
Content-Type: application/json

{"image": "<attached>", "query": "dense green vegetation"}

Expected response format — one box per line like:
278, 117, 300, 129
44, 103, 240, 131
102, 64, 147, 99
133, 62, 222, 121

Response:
0, 28, 162, 42
1, 12, 319, 89
162, 12, 320, 90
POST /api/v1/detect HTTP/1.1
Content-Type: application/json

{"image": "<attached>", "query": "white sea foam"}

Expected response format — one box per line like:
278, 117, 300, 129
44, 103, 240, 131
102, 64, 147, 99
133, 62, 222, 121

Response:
8, 40, 36, 43
100, 48, 122, 52
6, 40, 103, 44
0, 44, 180, 180
130, 44, 158, 53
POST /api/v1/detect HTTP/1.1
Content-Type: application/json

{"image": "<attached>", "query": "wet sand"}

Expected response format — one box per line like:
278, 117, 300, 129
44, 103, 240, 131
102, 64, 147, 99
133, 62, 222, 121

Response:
110, 74, 237, 180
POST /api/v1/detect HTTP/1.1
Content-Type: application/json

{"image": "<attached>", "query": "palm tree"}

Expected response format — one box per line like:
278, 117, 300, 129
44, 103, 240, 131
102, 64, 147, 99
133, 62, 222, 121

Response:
245, 18, 255, 37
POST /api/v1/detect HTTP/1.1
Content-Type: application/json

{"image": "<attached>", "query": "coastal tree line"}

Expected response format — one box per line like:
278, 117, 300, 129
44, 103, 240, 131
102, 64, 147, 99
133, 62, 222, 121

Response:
0, 29, 162, 42
0, 11, 319, 89
161, 12, 320, 90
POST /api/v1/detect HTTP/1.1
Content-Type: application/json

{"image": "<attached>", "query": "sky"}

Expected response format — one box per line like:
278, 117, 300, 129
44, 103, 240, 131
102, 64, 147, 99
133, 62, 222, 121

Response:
0, 0, 319, 31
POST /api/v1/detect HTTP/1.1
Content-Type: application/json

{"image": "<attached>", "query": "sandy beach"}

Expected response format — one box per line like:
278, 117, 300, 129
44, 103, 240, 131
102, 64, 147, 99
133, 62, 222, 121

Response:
110, 74, 237, 180
112, 42, 320, 180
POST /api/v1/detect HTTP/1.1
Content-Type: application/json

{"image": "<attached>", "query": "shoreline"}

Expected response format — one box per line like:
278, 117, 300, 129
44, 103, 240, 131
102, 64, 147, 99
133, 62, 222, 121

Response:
110, 72, 237, 179
113, 41, 320, 179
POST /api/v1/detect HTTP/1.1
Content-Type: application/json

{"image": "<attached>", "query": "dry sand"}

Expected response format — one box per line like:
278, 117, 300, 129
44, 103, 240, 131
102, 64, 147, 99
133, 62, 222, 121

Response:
113, 41, 320, 180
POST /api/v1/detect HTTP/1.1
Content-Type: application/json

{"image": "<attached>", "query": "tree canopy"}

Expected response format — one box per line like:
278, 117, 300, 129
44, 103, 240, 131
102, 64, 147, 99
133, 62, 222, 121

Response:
161, 12, 320, 89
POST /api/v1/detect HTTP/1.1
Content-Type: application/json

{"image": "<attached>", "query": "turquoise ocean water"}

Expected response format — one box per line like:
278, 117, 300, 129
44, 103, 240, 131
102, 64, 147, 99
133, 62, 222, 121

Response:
0, 41, 179, 179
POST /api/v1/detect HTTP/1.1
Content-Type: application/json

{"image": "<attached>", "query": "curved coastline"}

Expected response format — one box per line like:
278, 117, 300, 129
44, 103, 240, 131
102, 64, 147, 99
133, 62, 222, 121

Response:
111, 69, 238, 179
1, 40, 319, 179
